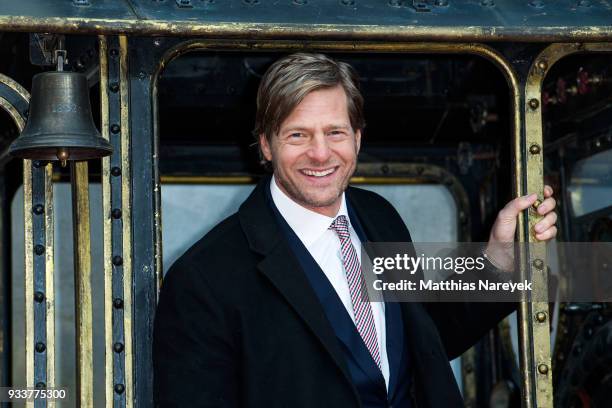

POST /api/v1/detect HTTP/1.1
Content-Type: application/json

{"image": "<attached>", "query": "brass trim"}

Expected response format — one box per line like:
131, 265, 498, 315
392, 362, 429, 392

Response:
1, 17, 612, 41
23, 160, 34, 408
0, 72, 30, 103
99, 34, 114, 408
71, 161, 94, 406
44, 163, 55, 405
518, 42, 612, 408
119, 34, 134, 408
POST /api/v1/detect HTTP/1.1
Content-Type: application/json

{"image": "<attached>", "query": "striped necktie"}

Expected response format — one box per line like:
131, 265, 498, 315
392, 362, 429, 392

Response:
329, 215, 382, 370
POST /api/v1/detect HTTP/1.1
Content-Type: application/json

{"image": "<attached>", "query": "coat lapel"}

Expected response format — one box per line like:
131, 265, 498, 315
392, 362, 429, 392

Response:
238, 177, 358, 401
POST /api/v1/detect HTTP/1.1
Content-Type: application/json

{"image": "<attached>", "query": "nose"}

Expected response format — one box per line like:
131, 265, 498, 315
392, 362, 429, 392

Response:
307, 133, 332, 163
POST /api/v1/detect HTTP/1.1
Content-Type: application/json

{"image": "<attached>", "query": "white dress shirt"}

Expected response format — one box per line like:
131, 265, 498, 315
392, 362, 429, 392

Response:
270, 176, 390, 389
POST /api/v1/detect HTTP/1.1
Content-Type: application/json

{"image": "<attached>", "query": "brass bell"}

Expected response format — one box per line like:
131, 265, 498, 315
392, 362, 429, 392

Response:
8, 71, 112, 164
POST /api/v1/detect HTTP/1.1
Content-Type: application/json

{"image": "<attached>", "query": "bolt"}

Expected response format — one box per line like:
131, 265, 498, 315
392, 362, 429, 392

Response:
529, 144, 541, 154
114, 384, 125, 394
34, 245, 45, 255
535, 311, 547, 322
537, 59, 548, 71
533, 259, 544, 270
113, 298, 124, 309
528, 98, 540, 110
34, 291, 45, 303
112, 208, 122, 219
481, 0, 494, 6
537, 363, 549, 374
154, 38, 162, 47
113, 342, 125, 353
33, 204, 44, 215
111, 167, 122, 177
113, 256, 123, 266
36, 382, 46, 389
110, 124, 121, 134
35, 342, 46, 353
532, 199, 542, 209
110, 49, 119, 57
109, 82, 119, 93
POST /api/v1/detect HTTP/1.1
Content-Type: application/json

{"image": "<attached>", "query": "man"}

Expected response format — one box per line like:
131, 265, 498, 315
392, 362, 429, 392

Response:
153, 53, 557, 407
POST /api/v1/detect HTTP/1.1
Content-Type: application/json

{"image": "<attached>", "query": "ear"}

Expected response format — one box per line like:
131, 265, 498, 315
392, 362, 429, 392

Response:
259, 133, 273, 162
355, 129, 362, 153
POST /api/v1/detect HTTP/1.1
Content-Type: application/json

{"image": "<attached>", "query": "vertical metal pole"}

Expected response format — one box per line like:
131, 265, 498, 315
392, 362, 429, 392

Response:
44, 163, 55, 408
71, 161, 94, 406
119, 35, 134, 408
99, 34, 115, 408
23, 160, 34, 408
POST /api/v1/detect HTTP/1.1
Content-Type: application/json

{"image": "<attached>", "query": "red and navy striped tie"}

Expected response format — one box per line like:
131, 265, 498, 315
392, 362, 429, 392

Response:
329, 215, 382, 370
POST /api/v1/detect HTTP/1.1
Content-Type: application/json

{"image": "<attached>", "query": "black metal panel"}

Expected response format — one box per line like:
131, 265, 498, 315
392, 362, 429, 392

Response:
128, 37, 158, 408
107, 35, 127, 408
31, 161, 46, 408
0, 0, 135, 20
2, 0, 612, 33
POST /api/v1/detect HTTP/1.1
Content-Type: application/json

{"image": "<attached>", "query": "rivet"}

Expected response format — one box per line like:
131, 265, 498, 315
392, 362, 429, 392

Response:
113, 342, 124, 353
113, 298, 124, 309
537, 59, 548, 71
529, 144, 541, 154
111, 167, 122, 177
535, 311, 547, 322
533, 259, 544, 270
33, 160, 44, 168
532, 199, 542, 209
537, 363, 549, 374
153, 38, 162, 47
33, 204, 44, 215
34, 244, 45, 255
114, 384, 125, 394
110, 48, 119, 57
113, 256, 123, 266
34, 291, 45, 303
111, 124, 121, 134
36, 382, 46, 389
528, 98, 540, 110
35, 342, 46, 353
341, 0, 355, 5
481, 0, 494, 6
112, 208, 122, 219
109, 82, 119, 93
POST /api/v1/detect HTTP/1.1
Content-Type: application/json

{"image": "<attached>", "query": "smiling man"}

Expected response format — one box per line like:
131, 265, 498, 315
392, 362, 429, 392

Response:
153, 53, 557, 407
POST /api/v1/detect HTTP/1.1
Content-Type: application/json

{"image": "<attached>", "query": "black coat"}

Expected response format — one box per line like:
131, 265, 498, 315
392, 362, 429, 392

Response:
153, 178, 515, 407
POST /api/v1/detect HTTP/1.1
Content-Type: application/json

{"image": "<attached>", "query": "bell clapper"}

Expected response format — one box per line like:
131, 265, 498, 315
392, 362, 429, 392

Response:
57, 148, 69, 168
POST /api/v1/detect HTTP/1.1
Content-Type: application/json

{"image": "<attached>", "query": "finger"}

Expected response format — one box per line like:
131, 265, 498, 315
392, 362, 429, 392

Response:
537, 196, 557, 215
498, 193, 538, 220
534, 212, 557, 233
544, 185, 554, 198
535, 225, 557, 241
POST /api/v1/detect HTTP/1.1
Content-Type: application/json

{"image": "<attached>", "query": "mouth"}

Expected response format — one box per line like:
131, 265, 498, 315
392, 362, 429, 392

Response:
299, 166, 338, 179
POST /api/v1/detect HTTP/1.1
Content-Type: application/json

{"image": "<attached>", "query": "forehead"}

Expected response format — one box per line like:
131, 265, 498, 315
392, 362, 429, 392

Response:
279, 85, 350, 130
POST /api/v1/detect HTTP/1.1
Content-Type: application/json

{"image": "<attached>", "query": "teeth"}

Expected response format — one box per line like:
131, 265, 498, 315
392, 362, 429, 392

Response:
302, 168, 335, 177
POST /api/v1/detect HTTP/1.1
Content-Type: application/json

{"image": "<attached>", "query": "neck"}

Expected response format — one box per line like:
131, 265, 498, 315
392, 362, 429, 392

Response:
273, 177, 342, 218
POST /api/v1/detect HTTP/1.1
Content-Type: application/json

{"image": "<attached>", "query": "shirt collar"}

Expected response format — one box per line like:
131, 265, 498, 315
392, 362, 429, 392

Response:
270, 175, 350, 248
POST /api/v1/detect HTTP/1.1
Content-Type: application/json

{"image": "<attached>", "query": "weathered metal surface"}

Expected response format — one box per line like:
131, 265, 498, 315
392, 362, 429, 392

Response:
0, 1, 612, 40
70, 160, 94, 407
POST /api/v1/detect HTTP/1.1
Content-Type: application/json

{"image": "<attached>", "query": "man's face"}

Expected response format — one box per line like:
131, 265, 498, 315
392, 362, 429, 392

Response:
260, 85, 361, 217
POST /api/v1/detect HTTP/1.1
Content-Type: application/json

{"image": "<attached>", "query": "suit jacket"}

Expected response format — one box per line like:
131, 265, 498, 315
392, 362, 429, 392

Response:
153, 176, 515, 407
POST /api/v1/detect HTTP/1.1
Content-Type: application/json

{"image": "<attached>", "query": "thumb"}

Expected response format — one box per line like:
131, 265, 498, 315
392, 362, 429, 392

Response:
498, 193, 538, 222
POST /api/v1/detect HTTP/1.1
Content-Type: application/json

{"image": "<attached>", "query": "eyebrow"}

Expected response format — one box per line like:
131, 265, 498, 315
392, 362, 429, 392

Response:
280, 124, 351, 133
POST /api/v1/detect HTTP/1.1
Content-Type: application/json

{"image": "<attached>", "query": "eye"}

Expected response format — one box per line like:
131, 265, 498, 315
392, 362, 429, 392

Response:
289, 132, 303, 138
329, 130, 346, 137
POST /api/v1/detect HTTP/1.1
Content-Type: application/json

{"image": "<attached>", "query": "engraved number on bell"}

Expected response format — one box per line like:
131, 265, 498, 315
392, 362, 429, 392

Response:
52, 103, 78, 113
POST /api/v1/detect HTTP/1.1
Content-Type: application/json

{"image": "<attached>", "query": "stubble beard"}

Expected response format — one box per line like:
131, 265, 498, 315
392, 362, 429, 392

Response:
273, 161, 356, 210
